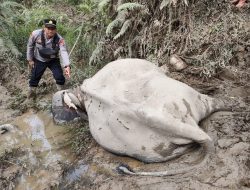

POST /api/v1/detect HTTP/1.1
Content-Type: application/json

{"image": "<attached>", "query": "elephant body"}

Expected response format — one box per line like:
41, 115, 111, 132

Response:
80, 59, 223, 162
52, 58, 226, 176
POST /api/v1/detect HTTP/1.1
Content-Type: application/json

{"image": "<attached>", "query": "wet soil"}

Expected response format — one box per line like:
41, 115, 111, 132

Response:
1, 0, 249, 188
69, 64, 249, 190
0, 59, 249, 190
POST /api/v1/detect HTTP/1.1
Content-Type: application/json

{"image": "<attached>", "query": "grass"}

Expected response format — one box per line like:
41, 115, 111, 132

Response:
64, 120, 92, 156
0, 147, 24, 169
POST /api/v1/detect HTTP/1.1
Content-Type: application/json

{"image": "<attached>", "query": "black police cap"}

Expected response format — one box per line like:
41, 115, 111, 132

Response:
44, 19, 57, 28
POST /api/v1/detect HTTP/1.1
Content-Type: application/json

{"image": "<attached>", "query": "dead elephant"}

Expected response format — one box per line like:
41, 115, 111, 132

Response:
52, 58, 227, 176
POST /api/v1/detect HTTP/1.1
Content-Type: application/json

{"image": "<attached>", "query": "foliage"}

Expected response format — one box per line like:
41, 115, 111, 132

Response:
160, 0, 188, 9
0, 0, 109, 83
67, 0, 82, 5
0, 1, 24, 64
98, 0, 111, 11
1, 0, 249, 80
114, 19, 132, 40
75, 0, 110, 60
117, 2, 146, 11
89, 0, 249, 77
89, 1, 150, 64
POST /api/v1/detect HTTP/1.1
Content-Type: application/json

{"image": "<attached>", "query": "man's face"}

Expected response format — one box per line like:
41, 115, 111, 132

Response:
44, 27, 57, 38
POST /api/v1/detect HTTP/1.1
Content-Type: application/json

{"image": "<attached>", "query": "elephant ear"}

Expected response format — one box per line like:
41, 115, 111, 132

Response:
52, 90, 81, 124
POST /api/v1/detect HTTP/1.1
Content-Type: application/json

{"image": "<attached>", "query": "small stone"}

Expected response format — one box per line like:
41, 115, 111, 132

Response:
169, 54, 187, 71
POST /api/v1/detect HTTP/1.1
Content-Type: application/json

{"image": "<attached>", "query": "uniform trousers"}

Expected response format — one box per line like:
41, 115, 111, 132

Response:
29, 58, 65, 87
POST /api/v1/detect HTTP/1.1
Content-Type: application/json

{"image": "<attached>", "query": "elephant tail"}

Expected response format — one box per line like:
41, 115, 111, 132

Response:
116, 139, 214, 177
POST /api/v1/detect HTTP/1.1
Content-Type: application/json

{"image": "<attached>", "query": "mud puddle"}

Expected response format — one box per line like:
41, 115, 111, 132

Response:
1, 69, 249, 190
0, 111, 87, 190
1, 96, 249, 190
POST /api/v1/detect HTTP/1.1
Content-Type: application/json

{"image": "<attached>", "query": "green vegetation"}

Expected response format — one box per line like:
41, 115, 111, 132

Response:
1, 0, 249, 80
0, 0, 110, 83
0, 1, 23, 65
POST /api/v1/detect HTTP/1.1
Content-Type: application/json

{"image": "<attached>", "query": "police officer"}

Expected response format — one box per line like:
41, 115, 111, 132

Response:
27, 18, 71, 99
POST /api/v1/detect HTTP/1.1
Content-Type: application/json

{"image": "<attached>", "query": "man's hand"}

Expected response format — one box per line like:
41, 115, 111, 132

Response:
28, 60, 34, 68
64, 66, 71, 79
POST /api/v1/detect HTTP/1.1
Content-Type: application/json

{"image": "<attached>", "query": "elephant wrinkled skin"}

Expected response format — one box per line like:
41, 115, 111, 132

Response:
52, 59, 226, 176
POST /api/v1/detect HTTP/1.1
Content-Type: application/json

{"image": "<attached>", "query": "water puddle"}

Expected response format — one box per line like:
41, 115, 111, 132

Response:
65, 162, 89, 183
6, 111, 81, 190
1, 110, 143, 189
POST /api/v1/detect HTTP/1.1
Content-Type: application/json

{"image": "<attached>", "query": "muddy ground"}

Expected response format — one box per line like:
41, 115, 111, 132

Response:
1, 0, 250, 189
0, 55, 249, 190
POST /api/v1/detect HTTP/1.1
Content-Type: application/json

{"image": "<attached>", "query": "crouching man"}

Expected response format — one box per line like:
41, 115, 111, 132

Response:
26, 18, 71, 99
